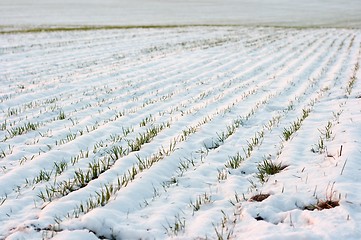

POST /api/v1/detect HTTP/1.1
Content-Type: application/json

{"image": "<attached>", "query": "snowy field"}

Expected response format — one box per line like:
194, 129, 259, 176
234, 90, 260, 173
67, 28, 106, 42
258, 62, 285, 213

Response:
1, 0, 361, 30
1, 0, 361, 239
1, 26, 361, 239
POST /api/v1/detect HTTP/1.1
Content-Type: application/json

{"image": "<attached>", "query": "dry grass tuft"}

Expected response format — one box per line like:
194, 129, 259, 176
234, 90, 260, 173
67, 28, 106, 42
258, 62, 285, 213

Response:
304, 199, 339, 211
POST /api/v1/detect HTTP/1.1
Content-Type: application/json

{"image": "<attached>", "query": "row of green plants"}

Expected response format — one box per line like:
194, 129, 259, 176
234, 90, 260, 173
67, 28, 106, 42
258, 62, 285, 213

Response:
345, 62, 359, 95
4, 97, 59, 117
37, 123, 169, 202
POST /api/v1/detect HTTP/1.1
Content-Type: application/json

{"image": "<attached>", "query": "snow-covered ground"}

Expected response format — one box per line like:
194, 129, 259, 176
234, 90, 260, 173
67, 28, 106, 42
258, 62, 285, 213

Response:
1, 0, 361, 30
1, 26, 361, 239
1, 1, 361, 239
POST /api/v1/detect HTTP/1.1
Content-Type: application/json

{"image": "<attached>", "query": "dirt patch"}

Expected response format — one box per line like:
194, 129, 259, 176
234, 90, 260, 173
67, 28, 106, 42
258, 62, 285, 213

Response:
249, 193, 270, 202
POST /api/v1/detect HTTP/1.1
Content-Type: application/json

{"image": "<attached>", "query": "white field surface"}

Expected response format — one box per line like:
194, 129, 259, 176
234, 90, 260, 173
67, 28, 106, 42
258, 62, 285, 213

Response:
1, 0, 361, 30
0, 27, 361, 239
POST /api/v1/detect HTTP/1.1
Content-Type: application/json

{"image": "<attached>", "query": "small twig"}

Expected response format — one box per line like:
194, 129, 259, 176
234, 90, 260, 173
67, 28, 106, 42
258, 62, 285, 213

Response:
289, 213, 294, 227
340, 158, 348, 175
328, 181, 336, 200
313, 185, 318, 197
339, 145, 343, 157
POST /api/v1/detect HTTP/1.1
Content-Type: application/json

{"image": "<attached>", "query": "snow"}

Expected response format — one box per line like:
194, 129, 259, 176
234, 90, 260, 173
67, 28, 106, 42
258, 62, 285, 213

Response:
1, 0, 361, 30
1, 2, 361, 239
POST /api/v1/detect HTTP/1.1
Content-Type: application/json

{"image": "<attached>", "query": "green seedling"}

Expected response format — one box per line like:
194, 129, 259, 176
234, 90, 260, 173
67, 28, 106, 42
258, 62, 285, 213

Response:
257, 159, 287, 183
